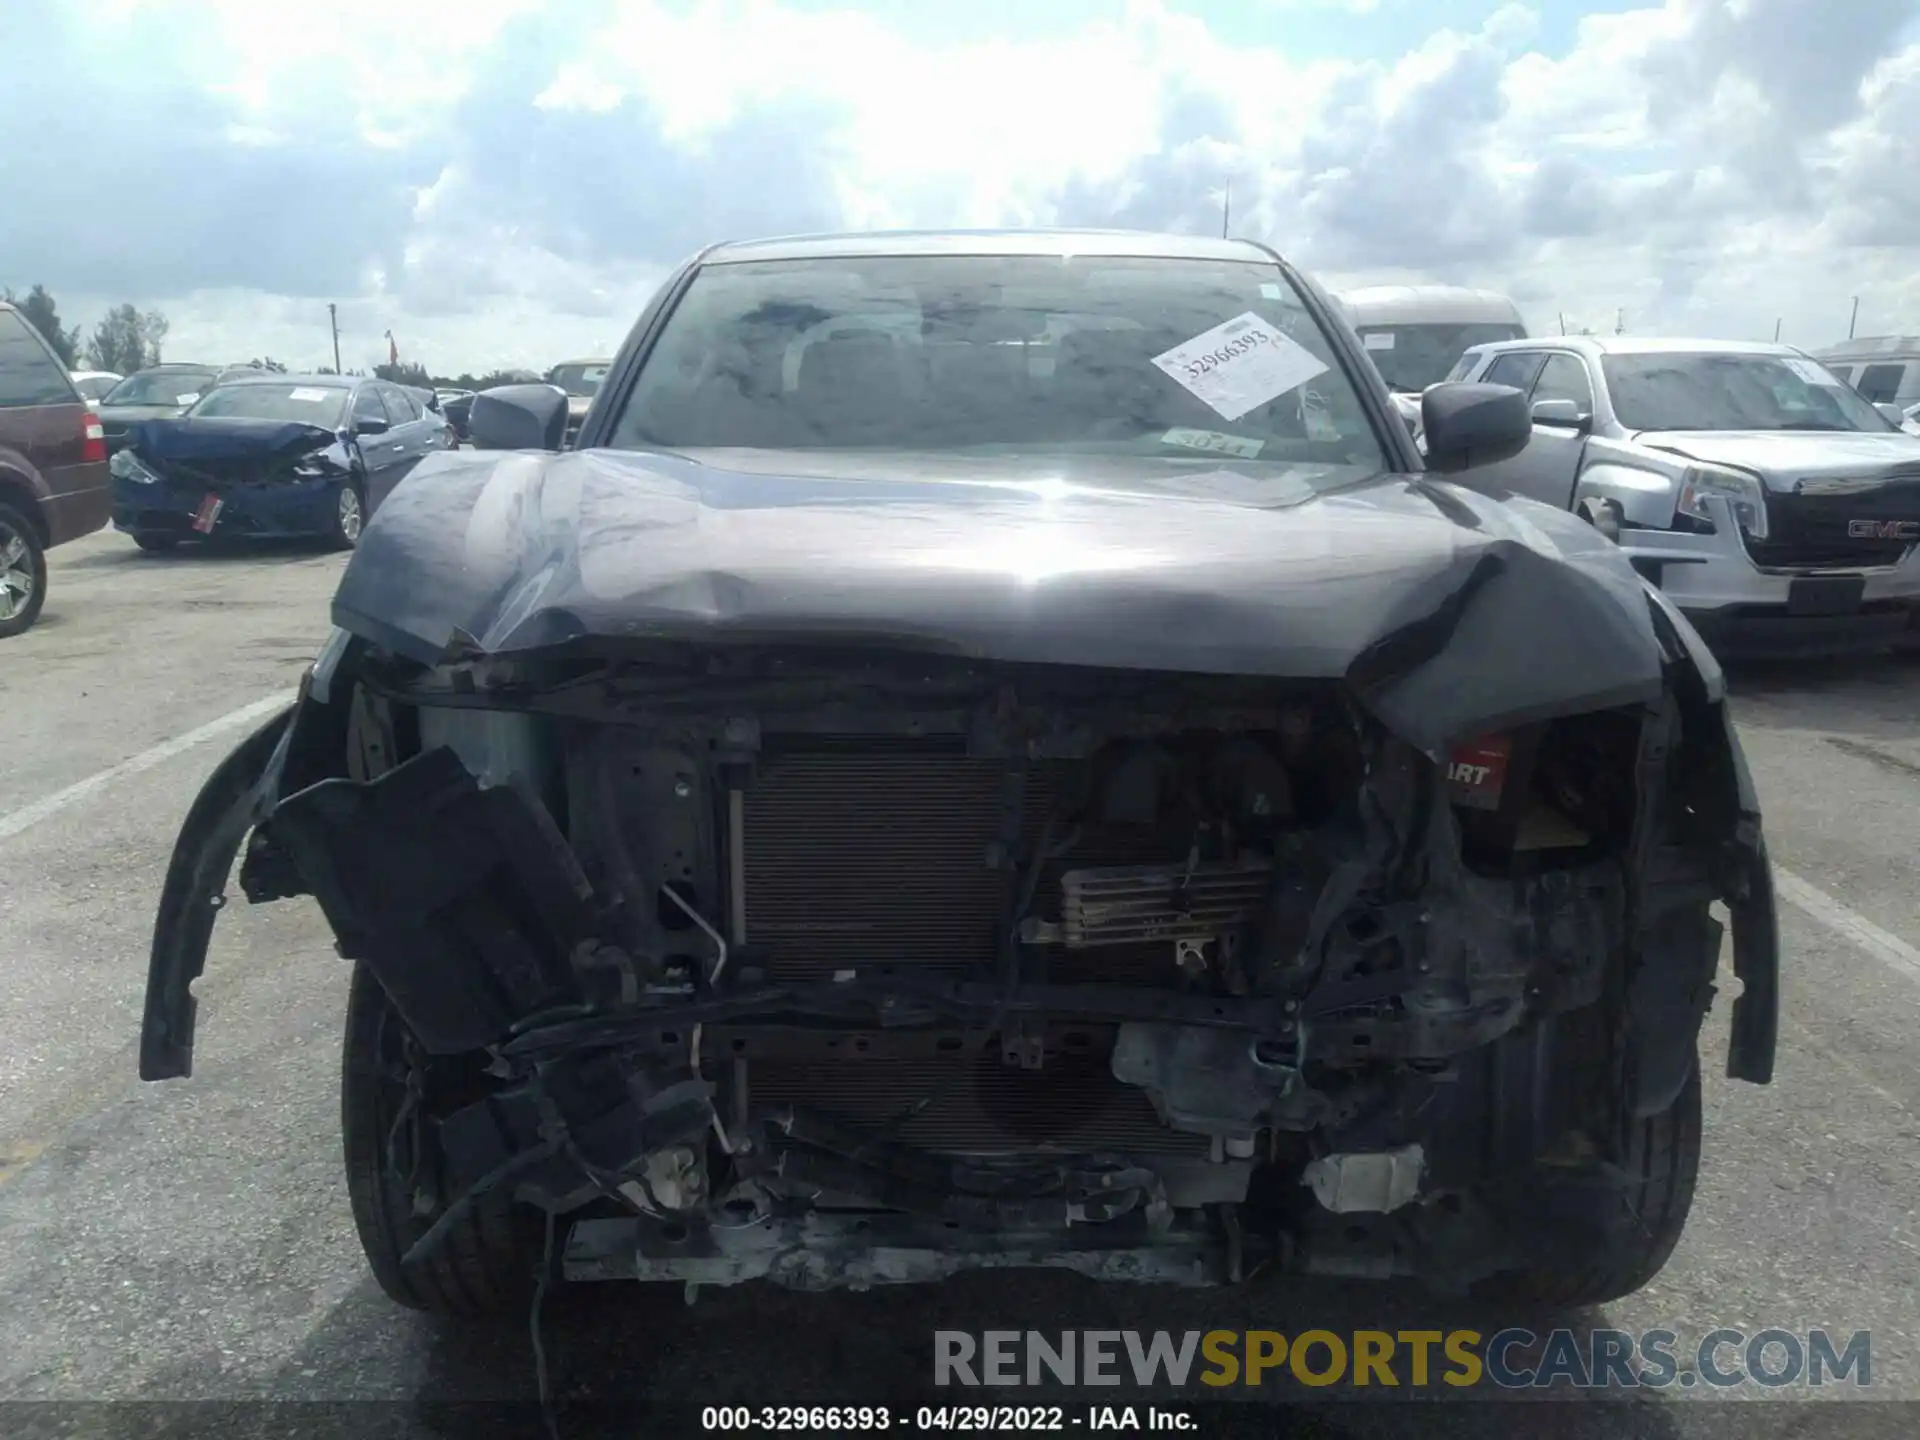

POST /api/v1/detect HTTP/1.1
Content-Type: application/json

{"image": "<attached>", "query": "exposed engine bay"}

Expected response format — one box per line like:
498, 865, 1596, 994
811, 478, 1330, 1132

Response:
136, 634, 1773, 1297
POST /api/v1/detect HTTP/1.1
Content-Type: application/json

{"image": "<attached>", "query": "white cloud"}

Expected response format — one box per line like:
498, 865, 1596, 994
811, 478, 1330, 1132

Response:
8, 0, 1920, 373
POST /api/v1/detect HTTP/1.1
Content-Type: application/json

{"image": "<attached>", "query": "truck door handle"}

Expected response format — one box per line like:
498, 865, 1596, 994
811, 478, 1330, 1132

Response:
390, 443, 406, 451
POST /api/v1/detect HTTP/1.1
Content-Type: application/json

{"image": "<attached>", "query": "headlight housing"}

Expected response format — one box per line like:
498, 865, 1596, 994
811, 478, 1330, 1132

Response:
109, 450, 161, 485
1676, 463, 1769, 540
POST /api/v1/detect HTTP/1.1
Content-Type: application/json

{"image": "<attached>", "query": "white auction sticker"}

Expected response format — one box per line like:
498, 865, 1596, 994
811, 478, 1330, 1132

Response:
1779, 357, 1829, 385
1152, 312, 1330, 422
1161, 427, 1265, 459
288, 387, 332, 402
1363, 331, 1396, 350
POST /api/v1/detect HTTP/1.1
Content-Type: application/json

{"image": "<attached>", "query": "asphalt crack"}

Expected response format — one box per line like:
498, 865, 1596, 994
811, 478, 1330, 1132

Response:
1824, 735, 1920, 782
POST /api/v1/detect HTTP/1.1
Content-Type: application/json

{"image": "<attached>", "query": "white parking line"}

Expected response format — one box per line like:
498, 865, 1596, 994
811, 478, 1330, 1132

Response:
0, 695, 289, 843
1774, 865, 1920, 986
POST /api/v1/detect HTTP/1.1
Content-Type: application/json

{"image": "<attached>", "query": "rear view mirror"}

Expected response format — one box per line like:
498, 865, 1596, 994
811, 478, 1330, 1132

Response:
1421, 382, 1531, 474
1531, 398, 1592, 431
468, 383, 569, 452
1874, 402, 1906, 427
355, 417, 390, 437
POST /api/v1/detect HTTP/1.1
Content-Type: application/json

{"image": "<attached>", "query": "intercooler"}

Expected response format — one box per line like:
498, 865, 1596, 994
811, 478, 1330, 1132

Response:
734, 739, 1231, 1156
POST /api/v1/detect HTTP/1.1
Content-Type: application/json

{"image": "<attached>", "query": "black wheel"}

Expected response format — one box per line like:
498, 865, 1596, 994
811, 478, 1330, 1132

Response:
0, 503, 47, 639
330, 480, 366, 550
341, 964, 541, 1317
1476, 1053, 1702, 1309
132, 532, 179, 553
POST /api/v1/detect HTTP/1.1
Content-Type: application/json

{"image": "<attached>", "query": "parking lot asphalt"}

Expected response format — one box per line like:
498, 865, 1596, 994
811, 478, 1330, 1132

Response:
1, 528, 1916, 1437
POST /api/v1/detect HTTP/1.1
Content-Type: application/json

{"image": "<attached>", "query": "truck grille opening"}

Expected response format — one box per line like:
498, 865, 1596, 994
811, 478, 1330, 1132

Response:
1745, 537, 1912, 569
733, 736, 1264, 1157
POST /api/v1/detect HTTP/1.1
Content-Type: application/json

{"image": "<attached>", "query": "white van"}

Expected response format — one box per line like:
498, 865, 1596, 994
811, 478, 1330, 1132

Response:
1812, 337, 1920, 408
1335, 285, 1528, 434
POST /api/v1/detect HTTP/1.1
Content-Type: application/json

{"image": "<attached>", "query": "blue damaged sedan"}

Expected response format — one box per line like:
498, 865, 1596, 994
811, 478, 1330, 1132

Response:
109, 373, 451, 551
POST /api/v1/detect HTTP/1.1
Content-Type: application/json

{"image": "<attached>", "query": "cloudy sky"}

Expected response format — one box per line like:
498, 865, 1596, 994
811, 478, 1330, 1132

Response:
6, 0, 1919, 375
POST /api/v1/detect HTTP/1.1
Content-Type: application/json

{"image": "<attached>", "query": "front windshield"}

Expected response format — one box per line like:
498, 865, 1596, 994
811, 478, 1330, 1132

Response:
611, 255, 1388, 481
549, 363, 610, 397
1603, 352, 1891, 432
188, 383, 350, 427
102, 369, 215, 407
1354, 323, 1525, 392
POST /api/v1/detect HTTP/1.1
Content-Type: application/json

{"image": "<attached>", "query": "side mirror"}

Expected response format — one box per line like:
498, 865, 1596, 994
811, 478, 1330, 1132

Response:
1531, 397, 1592, 431
355, 416, 390, 437
468, 383, 569, 452
1421, 382, 1531, 474
1874, 402, 1906, 427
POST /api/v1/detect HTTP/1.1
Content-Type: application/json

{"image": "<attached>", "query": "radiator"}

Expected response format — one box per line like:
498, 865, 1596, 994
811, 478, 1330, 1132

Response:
739, 741, 1177, 984
735, 740, 1213, 1155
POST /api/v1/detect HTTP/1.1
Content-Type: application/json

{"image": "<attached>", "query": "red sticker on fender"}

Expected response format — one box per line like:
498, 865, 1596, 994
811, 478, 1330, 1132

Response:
1447, 735, 1511, 810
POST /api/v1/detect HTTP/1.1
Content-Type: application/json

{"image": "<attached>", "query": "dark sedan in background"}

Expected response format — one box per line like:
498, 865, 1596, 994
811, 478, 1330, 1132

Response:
96, 363, 270, 455
109, 373, 451, 551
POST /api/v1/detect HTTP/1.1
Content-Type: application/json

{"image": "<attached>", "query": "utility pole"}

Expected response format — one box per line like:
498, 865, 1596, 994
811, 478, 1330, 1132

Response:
1773, 318, 1782, 342
1558, 312, 1567, 335
1615, 308, 1625, 335
1221, 184, 1231, 239
1849, 295, 1860, 340
328, 303, 342, 374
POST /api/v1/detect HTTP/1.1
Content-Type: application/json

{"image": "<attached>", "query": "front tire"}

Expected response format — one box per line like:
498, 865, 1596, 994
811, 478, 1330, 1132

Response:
0, 503, 48, 639
1476, 1054, 1702, 1309
132, 532, 179, 553
340, 965, 541, 1317
330, 480, 366, 551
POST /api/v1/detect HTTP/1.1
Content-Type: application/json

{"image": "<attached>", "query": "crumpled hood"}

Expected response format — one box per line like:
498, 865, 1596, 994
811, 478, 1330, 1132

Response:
330, 447, 1683, 753
1638, 429, 1920, 490
131, 417, 339, 463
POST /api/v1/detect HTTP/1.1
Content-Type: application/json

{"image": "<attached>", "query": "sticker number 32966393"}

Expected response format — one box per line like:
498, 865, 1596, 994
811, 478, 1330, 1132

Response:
1151, 312, 1331, 422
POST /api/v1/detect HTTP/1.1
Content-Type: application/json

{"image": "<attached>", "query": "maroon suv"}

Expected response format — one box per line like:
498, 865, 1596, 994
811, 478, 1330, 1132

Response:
0, 301, 110, 637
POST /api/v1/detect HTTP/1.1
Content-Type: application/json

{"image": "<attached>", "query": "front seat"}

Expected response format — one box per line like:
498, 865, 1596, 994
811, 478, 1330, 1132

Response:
792, 332, 907, 446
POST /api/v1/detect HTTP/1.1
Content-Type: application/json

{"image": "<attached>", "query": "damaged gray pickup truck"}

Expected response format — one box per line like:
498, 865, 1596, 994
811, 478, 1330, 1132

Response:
140, 230, 1779, 1318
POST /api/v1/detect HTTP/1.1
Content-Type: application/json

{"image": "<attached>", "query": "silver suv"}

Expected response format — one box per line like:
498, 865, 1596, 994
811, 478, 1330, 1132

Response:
1449, 336, 1920, 658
